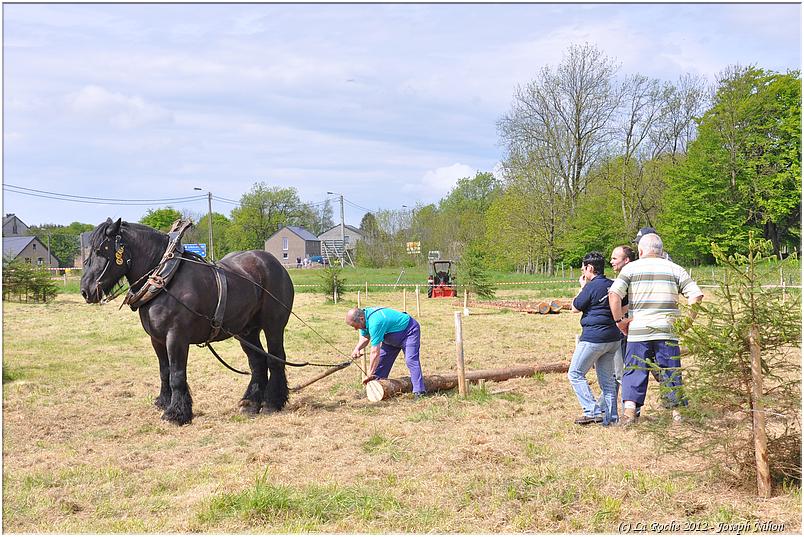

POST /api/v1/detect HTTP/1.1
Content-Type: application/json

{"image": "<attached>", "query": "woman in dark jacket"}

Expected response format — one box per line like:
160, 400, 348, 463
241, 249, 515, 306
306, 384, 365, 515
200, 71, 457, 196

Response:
567, 252, 620, 426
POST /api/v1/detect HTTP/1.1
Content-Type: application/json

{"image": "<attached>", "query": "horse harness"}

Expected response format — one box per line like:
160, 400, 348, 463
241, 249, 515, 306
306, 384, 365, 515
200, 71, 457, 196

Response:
116, 219, 347, 374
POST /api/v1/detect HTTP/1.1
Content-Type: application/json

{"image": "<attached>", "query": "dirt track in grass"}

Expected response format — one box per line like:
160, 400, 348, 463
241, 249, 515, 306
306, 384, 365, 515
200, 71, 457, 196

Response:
3, 291, 800, 533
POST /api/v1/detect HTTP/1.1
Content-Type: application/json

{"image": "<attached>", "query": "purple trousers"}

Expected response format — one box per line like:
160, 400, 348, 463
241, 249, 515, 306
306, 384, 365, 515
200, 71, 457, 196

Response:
373, 317, 425, 394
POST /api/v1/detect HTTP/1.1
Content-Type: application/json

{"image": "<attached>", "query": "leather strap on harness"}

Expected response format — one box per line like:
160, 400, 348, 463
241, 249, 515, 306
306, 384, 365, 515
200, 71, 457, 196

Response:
123, 219, 194, 310
207, 266, 228, 342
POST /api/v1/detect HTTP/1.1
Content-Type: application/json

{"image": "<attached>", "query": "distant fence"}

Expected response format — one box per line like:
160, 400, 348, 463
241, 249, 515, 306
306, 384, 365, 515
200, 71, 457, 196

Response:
47, 268, 803, 290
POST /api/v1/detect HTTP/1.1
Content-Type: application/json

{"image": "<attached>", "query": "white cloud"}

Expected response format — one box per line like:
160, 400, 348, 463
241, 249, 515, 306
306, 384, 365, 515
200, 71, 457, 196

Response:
408, 163, 477, 201
66, 85, 172, 129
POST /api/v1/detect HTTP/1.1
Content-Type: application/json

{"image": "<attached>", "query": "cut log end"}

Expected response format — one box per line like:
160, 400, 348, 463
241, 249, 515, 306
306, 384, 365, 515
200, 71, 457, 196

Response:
366, 380, 385, 402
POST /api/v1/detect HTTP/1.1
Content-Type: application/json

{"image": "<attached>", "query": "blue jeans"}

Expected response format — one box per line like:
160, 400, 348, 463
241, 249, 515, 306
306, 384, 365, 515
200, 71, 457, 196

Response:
622, 340, 686, 408
568, 340, 620, 425
596, 338, 625, 414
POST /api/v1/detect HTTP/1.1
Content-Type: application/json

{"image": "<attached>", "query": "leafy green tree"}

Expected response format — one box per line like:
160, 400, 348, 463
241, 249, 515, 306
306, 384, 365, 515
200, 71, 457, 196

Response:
438, 171, 501, 255
184, 212, 231, 258
661, 66, 801, 263
486, 155, 569, 274
225, 182, 312, 251
359, 212, 379, 238
139, 207, 183, 232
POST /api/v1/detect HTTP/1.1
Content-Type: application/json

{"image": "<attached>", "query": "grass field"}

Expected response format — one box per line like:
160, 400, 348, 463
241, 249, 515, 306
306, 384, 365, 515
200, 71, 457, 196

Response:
3, 286, 801, 533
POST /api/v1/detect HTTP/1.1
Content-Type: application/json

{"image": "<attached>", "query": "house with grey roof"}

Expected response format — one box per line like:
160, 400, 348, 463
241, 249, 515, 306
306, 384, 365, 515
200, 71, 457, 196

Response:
3, 214, 30, 237
3, 236, 62, 267
264, 225, 321, 266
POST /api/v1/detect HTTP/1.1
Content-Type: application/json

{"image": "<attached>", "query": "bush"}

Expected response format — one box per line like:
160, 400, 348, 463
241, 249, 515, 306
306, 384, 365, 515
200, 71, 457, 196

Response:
320, 265, 347, 302
2, 258, 59, 303
654, 235, 800, 493
457, 242, 496, 299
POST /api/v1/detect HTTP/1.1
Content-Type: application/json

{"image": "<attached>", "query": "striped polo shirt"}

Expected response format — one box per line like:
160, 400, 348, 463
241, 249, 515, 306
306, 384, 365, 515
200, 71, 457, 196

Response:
609, 256, 703, 342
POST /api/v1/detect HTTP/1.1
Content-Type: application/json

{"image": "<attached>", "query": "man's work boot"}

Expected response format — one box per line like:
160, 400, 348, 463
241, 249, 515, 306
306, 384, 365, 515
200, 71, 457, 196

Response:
620, 407, 638, 428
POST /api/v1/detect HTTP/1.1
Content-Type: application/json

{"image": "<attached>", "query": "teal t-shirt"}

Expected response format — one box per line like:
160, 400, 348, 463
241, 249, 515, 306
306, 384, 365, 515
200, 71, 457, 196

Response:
359, 307, 411, 347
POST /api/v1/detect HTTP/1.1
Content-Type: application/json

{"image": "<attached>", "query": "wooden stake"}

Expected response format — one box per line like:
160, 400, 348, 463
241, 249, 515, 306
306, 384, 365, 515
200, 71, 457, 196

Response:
415, 285, 421, 317
749, 324, 772, 498
333, 277, 338, 304
365, 362, 570, 402
454, 311, 467, 397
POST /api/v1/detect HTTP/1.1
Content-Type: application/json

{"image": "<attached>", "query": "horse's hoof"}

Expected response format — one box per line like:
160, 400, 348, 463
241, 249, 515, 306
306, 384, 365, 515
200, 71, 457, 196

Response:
239, 399, 260, 415
161, 409, 192, 425
260, 402, 279, 414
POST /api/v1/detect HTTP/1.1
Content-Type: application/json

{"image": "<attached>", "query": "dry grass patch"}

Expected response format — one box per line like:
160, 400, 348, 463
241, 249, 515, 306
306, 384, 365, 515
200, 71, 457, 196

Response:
3, 291, 800, 532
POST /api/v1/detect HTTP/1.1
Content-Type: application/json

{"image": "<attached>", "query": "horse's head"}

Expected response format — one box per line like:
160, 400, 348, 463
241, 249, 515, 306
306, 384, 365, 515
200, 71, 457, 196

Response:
80, 218, 132, 303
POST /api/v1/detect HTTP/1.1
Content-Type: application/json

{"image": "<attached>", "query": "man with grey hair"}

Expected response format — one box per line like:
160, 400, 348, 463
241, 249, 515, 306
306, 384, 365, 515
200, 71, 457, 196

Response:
345, 306, 426, 396
608, 233, 703, 426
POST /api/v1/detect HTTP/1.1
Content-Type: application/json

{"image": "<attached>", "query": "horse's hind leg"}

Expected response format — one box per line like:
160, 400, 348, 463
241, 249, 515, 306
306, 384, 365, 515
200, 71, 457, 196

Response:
238, 329, 270, 415
262, 328, 289, 412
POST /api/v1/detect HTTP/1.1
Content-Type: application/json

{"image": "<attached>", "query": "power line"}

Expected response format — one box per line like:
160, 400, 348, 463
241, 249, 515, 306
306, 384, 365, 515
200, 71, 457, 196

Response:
343, 197, 374, 214
4, 183, 208, 204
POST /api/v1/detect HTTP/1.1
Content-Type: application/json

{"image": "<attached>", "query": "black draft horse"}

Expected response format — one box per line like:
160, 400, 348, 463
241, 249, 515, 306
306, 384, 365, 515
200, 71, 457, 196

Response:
80, 218, 294, 425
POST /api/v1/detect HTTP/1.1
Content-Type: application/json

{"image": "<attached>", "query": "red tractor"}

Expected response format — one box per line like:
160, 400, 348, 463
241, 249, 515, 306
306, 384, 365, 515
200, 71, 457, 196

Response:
427, 260, 457, 298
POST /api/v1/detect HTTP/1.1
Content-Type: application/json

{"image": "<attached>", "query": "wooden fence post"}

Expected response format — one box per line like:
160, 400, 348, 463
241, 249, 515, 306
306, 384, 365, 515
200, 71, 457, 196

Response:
454, 312, 467, 397
415, 285, 421, 317
333, 277, 338, 304
749, 324, 772, 498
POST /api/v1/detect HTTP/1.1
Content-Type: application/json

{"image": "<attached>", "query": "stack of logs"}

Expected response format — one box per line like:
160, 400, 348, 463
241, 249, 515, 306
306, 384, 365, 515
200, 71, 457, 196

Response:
466, 299, 572, 314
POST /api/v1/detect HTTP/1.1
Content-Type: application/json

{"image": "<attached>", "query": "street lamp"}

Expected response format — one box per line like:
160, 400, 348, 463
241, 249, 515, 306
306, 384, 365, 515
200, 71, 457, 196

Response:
327, 191, 345, 266
194, 187, 214, 261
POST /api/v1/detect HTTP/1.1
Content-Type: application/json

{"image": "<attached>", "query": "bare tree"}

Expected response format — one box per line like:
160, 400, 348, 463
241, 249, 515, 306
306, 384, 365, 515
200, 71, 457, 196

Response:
658, 73, 709, 162
611, 74, 670, 233
498, 42, 622, 215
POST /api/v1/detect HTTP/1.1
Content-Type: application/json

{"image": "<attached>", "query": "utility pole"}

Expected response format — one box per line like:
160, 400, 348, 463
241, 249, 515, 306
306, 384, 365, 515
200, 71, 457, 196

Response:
327, 191, 346, 266
194, 187, 214, 261
207, 191, 214, 262
339, 193, 345, 266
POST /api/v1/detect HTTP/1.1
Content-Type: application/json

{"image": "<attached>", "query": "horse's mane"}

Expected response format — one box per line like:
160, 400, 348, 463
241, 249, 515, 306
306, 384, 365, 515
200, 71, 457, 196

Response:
88, 219, 167, 246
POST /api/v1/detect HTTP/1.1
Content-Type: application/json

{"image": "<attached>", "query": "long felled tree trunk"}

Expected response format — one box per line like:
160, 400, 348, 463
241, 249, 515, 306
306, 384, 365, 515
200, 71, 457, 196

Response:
365, 362, 569, 402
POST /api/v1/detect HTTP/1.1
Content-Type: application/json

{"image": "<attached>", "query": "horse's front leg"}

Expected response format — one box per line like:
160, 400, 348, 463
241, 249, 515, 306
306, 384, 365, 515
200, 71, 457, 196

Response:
151, 336, 171, 410
161, 333, 193, 425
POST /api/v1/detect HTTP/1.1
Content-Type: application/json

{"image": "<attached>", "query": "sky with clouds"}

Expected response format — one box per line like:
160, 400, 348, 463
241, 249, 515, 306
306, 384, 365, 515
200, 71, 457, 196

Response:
3, 2, 801, 228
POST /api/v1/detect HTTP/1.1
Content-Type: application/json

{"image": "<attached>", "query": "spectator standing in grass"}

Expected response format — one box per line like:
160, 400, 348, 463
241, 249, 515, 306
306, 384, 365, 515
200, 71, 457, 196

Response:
608, 233, 703, 426
567, 252, 621, 426
345, 306, 426, 397
594, 245, 636, 415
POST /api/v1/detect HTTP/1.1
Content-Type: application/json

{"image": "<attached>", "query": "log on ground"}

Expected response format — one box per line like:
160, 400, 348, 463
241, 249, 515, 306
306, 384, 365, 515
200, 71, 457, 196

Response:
365, 361, 569, 402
